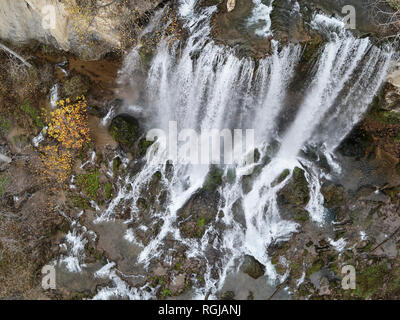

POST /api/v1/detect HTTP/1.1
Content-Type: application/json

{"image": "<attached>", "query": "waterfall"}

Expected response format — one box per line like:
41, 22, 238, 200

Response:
93, 1, 393, 299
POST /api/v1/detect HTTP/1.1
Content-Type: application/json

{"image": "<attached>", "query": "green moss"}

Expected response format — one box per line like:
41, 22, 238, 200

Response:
173, 262, 183, 271
290, 263, 300, 270
104, 183, 112, 200
353, 263, 388, 299
293, 209, 309, 222
388, 0, 400, 11
277, 169, 290, 184
138, 138, 154, 156
161, 288, 172, 298
329, 262, 338, 275
197, 218, 206, 237
369, 110, 400, 124
76, 170, 100, 199
308, 259, 324, 276
202, 167, 223, 191
383, 187, 399, 203
302, 36, 323, 63
321, 184, 345, 208
0, 175, 11, 196
278, 167, 310, 208
389, 275, 400, 292
0, 116, 11, 135
109, 115, 139, 148
20, 101, 44, 129
275, 264, 286, 275
138, 41, 155, 70
112, 157, 122, 173
72, 196, 91, 210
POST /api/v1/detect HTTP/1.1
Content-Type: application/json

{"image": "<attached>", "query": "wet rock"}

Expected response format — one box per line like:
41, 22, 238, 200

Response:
210, 0, 271, 58
277, 167, 310, 220
220, 290, 235, 300
321, 183, 346, 209
199, 0, 222, 7
273, 169, 290, 186
241, 255, 265, 279
202, 166, 223, 192
338, 123, 374, 159
109, 114, 141, 149
55, 262, 110, 299
177, 189, 220, 238
270, 0, 313, 43
0, 0, 167, 60
169, 274, 186, 294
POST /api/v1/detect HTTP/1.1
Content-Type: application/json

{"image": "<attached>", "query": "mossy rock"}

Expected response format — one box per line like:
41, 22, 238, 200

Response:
138, 45, 155, 71
293, 209, 309, 222
104, 183, 113, 200
277, 167, 310, 208
72, 196, 91, 210
20, 101, 44, 129
273, 168, 290, 186
138, 33, 158, 71
321, 183, 346, 208
307, 259, 324, 277
352, 263, 389, 299
202, 166, 224, 191
338, 124, 374, 158
370, 110, 400, 125
177, 189, 220, 238
62, 75, 90, 99
109, 114, 141, 149
76, 170, 100, 200
112, 157, 122, 173
138, 137, 154, 156
241, 255, 266, 279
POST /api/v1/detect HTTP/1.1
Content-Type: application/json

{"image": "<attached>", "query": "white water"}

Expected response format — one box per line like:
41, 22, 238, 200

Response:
80, 1, 393, 299
247, 0, 274, 37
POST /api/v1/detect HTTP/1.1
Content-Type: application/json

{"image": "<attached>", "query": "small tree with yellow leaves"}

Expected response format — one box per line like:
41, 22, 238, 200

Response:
46, 97, 91, 149
39, 96, 91, 185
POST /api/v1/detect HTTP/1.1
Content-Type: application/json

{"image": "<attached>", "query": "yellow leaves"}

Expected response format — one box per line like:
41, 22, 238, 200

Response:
39, 145, 73, 183
47, 97, 91, 150
39, 96, 91, 184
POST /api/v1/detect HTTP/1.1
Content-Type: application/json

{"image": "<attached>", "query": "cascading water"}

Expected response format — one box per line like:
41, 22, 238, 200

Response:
86, 0, 393, 299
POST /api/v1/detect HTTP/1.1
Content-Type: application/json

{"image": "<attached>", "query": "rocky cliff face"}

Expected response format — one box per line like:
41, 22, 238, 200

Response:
0, 0, 165, 60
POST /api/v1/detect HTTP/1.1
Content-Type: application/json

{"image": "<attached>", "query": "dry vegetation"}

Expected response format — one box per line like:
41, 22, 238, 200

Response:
370, 0, 400, 39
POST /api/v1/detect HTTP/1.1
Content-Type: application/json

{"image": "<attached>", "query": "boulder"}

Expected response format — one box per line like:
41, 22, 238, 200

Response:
241, 255, 265, 279
109, 114, 141, 149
